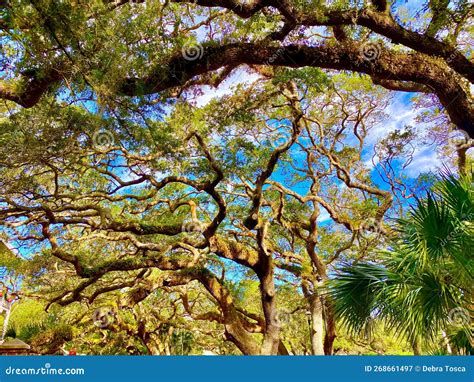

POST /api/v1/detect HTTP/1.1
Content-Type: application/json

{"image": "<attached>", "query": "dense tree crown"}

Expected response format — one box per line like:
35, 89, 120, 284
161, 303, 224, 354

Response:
0, 0, 472, 355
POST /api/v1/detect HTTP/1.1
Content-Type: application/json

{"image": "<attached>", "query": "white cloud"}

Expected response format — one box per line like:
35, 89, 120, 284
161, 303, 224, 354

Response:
362, 93, 444, 177
366, 95, 416, 145
403, 146, 442, 178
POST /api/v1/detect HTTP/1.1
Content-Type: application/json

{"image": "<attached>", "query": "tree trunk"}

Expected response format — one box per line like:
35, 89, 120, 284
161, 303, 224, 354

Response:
457, 147, 468, 176
256, 229, 281, 355
323, 298, 336, 355
258, 264, 281, 355
309, 294, 325, 355
224, 316, 261, 355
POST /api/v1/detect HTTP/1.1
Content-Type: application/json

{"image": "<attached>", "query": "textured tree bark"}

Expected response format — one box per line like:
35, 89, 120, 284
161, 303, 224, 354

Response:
309, 294, 325, 355
167, 268, 263, 355
2, 1, 473, 134
256, 249, 281, 355
198, 272, 262, 355
457, 147, 469, 176
223, 320, 261, 355
323, 300, 337, 355
305, 229, 332, 356
1, 43, 472, 136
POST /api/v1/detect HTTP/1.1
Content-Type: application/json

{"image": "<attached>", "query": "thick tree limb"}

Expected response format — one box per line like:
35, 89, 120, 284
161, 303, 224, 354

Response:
3, 40, 470, 134
372, 77, 431, 93
0, 66, 64, 107
2, 2, 473, 135
119, 42, 473, 136
171, 1, 473, 82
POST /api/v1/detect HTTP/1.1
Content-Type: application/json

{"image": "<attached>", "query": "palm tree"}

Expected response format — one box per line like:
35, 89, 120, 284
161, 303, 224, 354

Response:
329, 172, 473, 355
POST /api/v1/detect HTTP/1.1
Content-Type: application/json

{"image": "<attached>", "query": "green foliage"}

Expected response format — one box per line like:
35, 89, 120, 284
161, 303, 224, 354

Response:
272, 68, 329, 90
330, 172, 473, 353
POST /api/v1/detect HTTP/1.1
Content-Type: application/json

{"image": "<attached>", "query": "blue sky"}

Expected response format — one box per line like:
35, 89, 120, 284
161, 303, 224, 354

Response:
192, 70, 445, 176
2, 0, 471, 265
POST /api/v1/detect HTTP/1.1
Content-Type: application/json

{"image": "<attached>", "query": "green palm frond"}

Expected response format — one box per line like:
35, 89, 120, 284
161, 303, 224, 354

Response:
435, 172, 473, 220
448, 328, 474, 355
397, 192, 456, 265
329, 171, 473, 352
395, 173, 473, 282
329, 263, 390, 336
